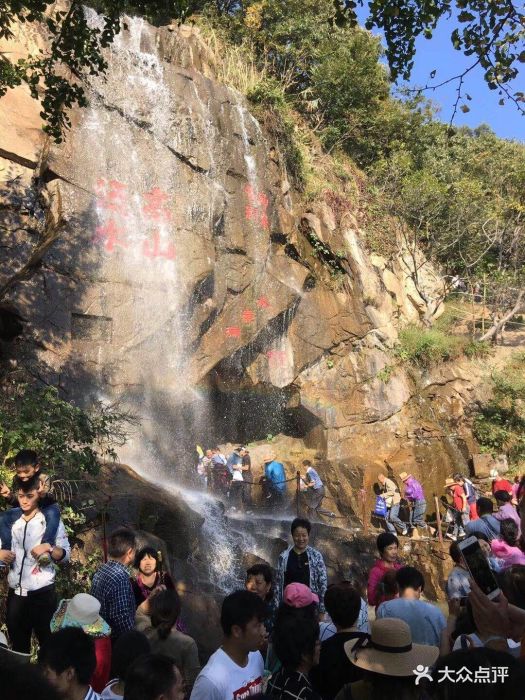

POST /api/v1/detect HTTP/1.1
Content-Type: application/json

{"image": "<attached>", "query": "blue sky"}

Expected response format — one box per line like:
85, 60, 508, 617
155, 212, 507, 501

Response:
358, 13, 524, 143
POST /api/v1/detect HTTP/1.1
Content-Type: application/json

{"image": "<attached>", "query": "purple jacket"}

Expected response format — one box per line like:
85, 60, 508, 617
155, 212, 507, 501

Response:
404, 476, 425, 502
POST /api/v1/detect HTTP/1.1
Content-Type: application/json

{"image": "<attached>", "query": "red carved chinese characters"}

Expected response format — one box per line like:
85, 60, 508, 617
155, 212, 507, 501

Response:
93, 179, 175, 261
267, 350, 286, 366
256, 296, 270, 309
143, 231, 176, 260
241, 309, 255, 324
94, 220, 128, 253
225, 326, 241, 338
142, 187, 173, 223
244, 184, 269, 230
95, 179, 129, 216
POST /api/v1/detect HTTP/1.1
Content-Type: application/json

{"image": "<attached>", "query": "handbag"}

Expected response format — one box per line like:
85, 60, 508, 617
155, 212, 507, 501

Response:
373, 495, 388, 517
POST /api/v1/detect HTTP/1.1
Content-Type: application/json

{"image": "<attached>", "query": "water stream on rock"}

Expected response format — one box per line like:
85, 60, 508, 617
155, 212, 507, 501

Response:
81, 11, 288, 592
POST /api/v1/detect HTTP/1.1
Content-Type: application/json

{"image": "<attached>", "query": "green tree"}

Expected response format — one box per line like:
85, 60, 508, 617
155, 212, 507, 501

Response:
0, 381, 134, 481
337, 0, 525, 114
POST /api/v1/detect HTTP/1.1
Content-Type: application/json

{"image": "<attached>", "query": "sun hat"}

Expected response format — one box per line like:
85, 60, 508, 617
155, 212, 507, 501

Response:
490, 468, 499, 479
344, 618, 439, 677
283, 582, 319, 608
399, 472, 410, 482
50, 593, 111, 638
263, 451, 276, 463
0, 631, 31, 665
444, 478, 458, 488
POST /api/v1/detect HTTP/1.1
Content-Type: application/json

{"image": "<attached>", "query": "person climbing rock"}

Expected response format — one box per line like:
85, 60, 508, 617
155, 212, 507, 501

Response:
301, 461, 325, 518
377, 473, 406, 536
263, 452, 287, 506
399, 472, 427, 535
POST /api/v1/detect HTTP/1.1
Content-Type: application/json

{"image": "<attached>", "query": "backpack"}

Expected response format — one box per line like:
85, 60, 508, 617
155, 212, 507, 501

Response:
463, 479, 479, 504
373, 495, 388, 518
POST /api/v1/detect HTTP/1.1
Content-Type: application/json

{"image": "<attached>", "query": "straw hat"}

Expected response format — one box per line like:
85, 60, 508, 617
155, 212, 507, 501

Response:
263, 451, 276, 463
399, 472, 410, 482
444, 478, 457, 488
344, 619, 438, 677
50, 593, 111, 638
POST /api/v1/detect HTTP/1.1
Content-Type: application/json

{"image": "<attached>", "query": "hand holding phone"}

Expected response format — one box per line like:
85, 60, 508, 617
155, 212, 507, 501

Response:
459, 536, 501, 600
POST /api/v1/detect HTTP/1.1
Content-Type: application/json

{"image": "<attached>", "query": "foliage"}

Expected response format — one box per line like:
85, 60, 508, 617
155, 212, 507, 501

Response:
395, 325, 464, 368
339, 0, 525, 113
473, 352, 525, 464
55, 545, 103, 600
376, 364, 394, 383
0, 381, 134, 479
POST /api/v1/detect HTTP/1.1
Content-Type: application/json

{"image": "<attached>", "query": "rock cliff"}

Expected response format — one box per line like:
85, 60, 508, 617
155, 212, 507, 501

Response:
0, 14, 478, 519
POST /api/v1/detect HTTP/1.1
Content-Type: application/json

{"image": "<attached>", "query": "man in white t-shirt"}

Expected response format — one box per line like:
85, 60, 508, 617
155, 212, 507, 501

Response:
190, 590, 266, 700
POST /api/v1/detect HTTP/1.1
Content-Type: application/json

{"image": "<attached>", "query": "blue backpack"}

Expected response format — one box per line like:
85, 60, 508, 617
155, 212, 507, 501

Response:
373, 495, 388, 518
464, 479, 479, 504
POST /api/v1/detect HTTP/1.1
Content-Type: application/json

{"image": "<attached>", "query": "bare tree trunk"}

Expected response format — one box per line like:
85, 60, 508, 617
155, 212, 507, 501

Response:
479, 291, 524, 343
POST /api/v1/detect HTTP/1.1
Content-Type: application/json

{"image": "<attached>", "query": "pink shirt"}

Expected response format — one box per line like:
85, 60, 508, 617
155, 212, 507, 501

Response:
367, 559, 402, 608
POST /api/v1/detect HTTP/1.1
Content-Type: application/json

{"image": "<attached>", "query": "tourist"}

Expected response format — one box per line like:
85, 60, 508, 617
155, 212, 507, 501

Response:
42, 627, 100, 700
0, 449, 61, 570
376, 566, 446, 646
453, 472, 479, 521
311, 582, 367, 700
399, 471, 427, 533
266, 612, 321, 699
124, 654, 185, 700
1, 475, 70, 655
493, 490, 521, 533
190, 590, 266, 699
1, 660, 62, 700
240, 448, 253, 509
464, 497, 501, 541
50, 593, 112, 693
377, 473, 406, 536
135, 588, 201, 691
301, 460, 325, 517
229, 454, 245, 511
319, 582, 370, 641
491, 519, 525, 569
226, 447, 243, 476
195, 447, 210, 490
335, 618, 438, 700
445, 541, 471, 601
367, 532, 402, 609
246, 563, 275, 636
91, 528, 137, 641
131, 546, 175, 607
101, 630, 151, 699
490, 469, 513, 496
444, 477, 468, 540
511, 475, 521, 505
210, 448, 230, 496
264, 452, 287, 505
274, 518, 328, 614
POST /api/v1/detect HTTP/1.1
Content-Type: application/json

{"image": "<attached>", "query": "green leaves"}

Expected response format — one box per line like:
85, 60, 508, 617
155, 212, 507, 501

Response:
0, 382, 135, 479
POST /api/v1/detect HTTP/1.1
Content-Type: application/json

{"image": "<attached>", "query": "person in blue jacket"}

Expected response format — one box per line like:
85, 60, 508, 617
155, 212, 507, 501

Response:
263, 452, 286, 504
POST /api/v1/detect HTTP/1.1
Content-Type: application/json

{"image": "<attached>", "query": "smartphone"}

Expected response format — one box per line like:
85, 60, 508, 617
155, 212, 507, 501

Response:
458, 536, 501, 600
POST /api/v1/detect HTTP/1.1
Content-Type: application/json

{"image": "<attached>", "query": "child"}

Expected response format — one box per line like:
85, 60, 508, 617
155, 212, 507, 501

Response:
0, 449, 60, 570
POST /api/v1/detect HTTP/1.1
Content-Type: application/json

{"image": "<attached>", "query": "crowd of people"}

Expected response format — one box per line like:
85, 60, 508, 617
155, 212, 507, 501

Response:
2, 448, 525, 698
195, 446, 326, 517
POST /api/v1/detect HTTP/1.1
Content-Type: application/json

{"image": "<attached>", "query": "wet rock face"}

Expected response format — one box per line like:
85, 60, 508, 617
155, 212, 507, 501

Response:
1, 16, 473, 499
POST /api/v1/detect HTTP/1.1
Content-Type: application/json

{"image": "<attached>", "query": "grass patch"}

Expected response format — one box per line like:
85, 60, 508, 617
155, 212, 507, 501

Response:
395, 325, 464, 368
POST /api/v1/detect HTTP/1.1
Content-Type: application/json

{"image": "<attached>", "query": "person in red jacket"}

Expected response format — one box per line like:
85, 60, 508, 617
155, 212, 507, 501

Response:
50, 593, 112, 693
491, 469, 513, 497
367, 533, 403, 610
